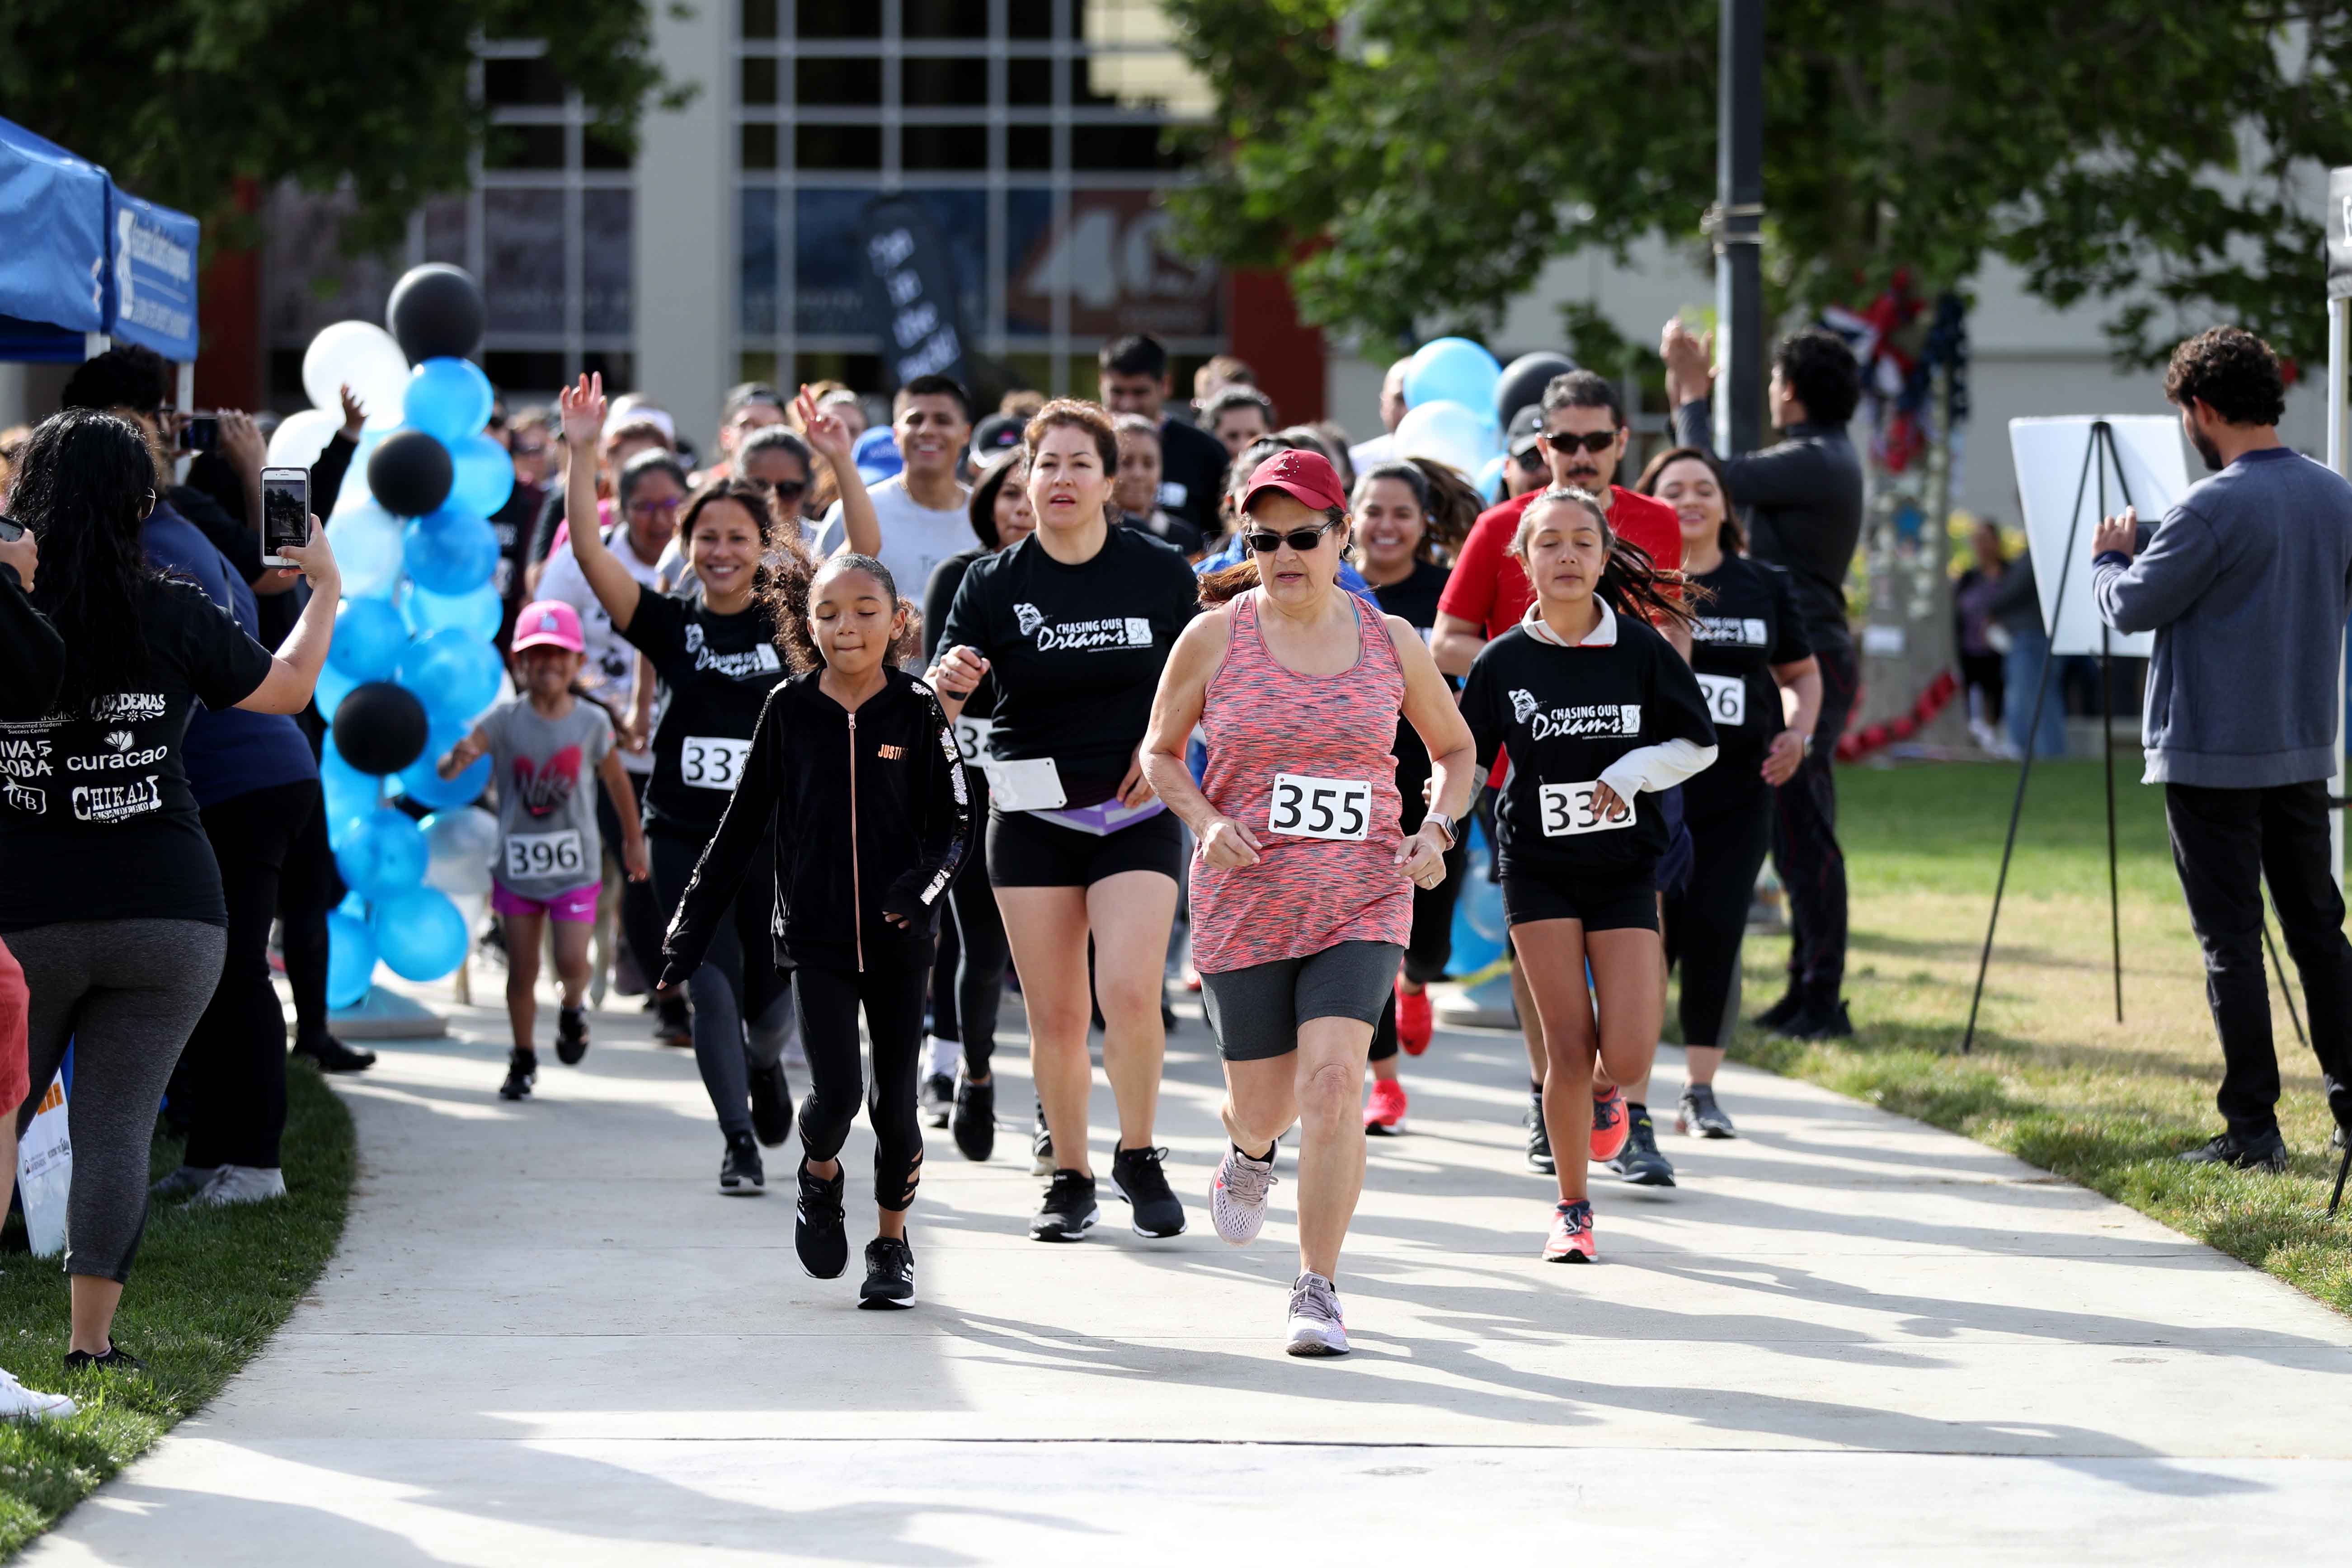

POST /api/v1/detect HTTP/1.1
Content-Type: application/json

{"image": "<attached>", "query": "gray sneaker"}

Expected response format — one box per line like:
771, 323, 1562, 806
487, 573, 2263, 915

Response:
149, 1165, 219, 1201
1677, 1083, 1737, 1139
1285, 1271, 1349, 1356
1209, 1141, 1278, 1245
193, 1165, 287, 1207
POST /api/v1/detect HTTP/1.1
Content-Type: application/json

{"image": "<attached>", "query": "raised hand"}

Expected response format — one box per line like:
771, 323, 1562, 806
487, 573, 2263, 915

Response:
797, 383, 854, 466
558, 372, 607, 451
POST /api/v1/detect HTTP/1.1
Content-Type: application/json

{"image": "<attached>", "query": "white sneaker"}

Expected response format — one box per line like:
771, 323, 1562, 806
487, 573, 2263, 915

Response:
1209, 1141, 1278, 1245
193, 1165, 287, 1206
1285, 1271, 1349, 1357
150, 1164, 219, 1201
0, 1367, 77, 1422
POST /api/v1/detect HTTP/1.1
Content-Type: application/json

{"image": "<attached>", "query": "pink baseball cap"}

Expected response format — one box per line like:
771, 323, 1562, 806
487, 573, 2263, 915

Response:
1240, 449, 1349, 515
512, 599, 586, 655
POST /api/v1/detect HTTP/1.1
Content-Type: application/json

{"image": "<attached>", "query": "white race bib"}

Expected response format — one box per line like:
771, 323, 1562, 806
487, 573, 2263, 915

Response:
1268, 772, 1372, 841
504, 828, 587, 880
1696, 673, 1747, 727
986, 756, 1067, 811
678, 735, 752, 790
952, 716, 995, 766
1538, 780, 1636, 838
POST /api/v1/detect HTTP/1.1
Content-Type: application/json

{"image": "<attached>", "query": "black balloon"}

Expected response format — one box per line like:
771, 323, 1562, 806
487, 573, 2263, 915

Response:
1494, 351, 1578, 430
387, 264, 487, 363
367, 429, 454, 518
332, 682, 431, 777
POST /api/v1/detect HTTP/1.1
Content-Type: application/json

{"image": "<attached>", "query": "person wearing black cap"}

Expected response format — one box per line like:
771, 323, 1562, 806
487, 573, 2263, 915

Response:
1503, 406, 1549, 499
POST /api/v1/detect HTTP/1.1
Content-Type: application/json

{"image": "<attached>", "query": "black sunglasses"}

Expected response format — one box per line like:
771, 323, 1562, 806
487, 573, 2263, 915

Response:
766, 478, 809, 499
1245, 521, 1340, 554
1512, 447, 1547, 473
1541, 429, 1618, 455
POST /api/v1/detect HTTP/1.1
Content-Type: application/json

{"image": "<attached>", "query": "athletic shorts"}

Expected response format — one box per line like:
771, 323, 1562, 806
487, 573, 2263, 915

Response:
1200, 941, 1406, 1062
986, 806, 1185, 889
1502, 867, 1658, 933
492, 881, 601, 923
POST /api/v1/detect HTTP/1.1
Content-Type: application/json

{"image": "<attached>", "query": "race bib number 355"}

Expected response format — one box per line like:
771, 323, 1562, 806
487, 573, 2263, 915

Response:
1538, 781, 1635, 838
1268, 772, 1371, 841
505, 829, 586, 880
1697, 673, 1746, 727
678, 735, 752, 790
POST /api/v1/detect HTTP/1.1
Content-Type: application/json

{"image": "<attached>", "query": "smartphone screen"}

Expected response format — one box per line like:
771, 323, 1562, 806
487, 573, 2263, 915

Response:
261, 469, 310, 566
182, 414, 220, 455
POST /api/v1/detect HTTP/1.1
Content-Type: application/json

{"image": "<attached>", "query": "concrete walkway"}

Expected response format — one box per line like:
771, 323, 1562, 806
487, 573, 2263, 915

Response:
26, 981, 2352, 1564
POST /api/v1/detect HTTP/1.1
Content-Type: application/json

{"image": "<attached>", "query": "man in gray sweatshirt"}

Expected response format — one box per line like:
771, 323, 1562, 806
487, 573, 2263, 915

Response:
2094, 325, 2352, 1170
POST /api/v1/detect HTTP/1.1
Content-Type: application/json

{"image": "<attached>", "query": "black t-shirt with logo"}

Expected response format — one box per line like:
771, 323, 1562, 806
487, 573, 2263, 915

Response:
1155, 416, 1230, 540
940, 526, 1198, 808
618, 583, 787, 836
1458, 616, 1716, 879
1686, 556, 1811, 814
0, 576, 274, 930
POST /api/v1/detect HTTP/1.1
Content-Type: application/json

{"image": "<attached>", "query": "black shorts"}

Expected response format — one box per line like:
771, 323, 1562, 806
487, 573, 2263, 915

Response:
1502, 866, 1660, 933
1200, 941, 1406, 1061
986, 805, 1185, 889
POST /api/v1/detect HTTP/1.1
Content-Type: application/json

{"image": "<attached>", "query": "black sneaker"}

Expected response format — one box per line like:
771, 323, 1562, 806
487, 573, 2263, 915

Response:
2177, 1129, 2290, 1172
795, 1163, 850, 1277
1029, 1170, 1099, 1243
499, 1048, 537, 1101
858, 1236, 917, 1310
1677, 1083, 1736, 1139
720, 1130, 766, 1194
748, 1063, 793, 1148
952, 1072, 997, 1163
1030, 1105, 1054, 1177
1783, 999, 1853, 1040
1525, 1092, 1556, 1174
290, 1036, 376, 1074
555, 1005, 591, 1065
1754, 990, 1804, 1031
920, 1072, 955, 1130
62, 1344, 145, 1374
1110, 1144, 1187, 1238
1609, 1104, 1677, 1187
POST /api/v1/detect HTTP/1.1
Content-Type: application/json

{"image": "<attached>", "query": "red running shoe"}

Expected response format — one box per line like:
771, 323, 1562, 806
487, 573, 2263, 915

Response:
1542, 1199, 1596, 1263
1397, 983, 1433, 1056
1364, 1078, 1408, 1135
1589, 1085, 1630, 1163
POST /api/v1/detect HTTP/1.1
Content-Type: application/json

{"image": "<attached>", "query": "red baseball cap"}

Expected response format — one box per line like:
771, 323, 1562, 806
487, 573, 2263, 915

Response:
512, 599, 586, 655
1240, 449, 1348, 516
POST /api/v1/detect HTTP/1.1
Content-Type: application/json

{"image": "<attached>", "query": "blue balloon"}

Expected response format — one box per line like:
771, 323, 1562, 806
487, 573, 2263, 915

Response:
326, 909, 376, 1009
372, 885, 470, 982
320, 734, 380, 838
328, 597, 409, 681
1405, 337, 1504, 414
326, 499, 406, 599
402, 358, 496, 445
395, 739, 491, 811
403, 580, 504, 642
1475, 453, 1508, 504
402, 507, 501, 596
398, 626, 506, 726
448, 433, 514, 517
334, 806, 428, 899
314, 659, 362, 721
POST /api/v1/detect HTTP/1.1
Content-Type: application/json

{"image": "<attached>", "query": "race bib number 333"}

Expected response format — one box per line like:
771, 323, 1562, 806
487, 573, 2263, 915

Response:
1268, 772, 1371, 841
1538, 781, 1635, 838
505, 829, 586, 880
679, 735, 752, 790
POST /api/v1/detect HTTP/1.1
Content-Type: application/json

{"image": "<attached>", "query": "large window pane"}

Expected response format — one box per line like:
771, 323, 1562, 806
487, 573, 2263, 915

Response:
903, 56, 988, 107
484, 56, 565, 108
799, 57, 882, 106
904, 0, 988, 37
1005, 188, 1218, 339
797, 0, 880, 37
903, 124, 988, 171
583, 188, 632, 335
739, 187, 780, 335
796, 188, 985, 341
797, 124, 881, 170
485, 123, 567, 171
483, 188, 566, 333
741, 0, 777, 40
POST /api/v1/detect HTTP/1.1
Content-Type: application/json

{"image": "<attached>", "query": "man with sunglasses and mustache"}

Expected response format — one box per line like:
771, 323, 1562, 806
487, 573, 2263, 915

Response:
1433, 370, 1687, 1186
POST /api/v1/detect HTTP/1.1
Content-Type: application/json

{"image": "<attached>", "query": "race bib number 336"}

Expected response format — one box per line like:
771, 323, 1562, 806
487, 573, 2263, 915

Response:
678, 735, 752, 790
1696, 672, 1746, 727
1538, 781, 1635, 838
505, 829, 586, 879
1268, 772, 1371, 841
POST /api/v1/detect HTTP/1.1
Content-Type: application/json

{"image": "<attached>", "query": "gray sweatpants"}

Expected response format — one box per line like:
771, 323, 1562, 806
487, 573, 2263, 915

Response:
10, 919, 226, 1282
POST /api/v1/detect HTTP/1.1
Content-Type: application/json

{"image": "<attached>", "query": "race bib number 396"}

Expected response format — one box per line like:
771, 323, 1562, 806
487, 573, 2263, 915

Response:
1697, 673, 1746, 727
679, 735, 752, 790
505, 829, 586, 880
1268, 772, 1371, 841
1538, 781, 1635, 838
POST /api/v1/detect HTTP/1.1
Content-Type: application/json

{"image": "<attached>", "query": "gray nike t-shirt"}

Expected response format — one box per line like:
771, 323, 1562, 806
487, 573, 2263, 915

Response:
477, 695, 614, 901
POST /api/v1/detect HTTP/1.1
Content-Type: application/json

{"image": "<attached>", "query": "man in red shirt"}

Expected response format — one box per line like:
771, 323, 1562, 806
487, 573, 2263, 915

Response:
1432, 370, 1686, 1186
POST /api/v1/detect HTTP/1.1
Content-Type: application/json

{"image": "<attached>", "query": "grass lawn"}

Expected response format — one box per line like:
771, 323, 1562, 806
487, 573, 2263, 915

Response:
1724, 757, 2352, 1313
0, 1060, 353, 1558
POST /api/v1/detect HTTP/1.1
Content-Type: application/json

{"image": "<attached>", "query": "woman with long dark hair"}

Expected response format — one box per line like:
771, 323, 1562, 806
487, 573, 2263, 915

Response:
2, 410, 339, 1372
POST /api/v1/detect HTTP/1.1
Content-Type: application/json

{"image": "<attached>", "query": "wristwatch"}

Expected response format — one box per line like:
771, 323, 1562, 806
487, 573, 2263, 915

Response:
1425, 811, 1461, 848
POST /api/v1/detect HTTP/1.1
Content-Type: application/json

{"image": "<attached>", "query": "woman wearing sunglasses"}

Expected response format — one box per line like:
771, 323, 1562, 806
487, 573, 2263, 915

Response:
1458, 488, 1716, 1265
1141, 449, 1474, 1356
930, 400, 1199, 1246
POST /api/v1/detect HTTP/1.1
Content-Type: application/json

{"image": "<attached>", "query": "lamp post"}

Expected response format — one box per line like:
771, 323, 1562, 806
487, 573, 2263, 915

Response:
1715, 0, 1765, 457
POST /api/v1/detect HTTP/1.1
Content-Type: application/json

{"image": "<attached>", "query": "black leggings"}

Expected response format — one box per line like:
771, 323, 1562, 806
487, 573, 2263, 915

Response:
653, 830, 792, 1140
795, 947, 930, 1212
928, 782, 1009, 1076
597, 766, 663, 988
1369, 831, 1469, 1063
1666, 782, 1774, 1048
1775, 643, 1855, 1004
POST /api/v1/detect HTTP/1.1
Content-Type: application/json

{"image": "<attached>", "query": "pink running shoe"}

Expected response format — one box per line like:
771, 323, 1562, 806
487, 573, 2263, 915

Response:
1589, 1085, 1630, 1163
1397, 984, 1434, 1056
1542, 1199, 1596, 1263
1364, 1078, 1408, 1135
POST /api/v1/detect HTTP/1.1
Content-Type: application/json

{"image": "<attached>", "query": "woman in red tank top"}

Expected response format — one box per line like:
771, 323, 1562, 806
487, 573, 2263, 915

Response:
1142, 450, 1475, 1358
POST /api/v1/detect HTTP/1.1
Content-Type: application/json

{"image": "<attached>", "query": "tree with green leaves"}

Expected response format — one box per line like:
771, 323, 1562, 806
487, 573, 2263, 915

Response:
0, 0, 670, 252
1162, 0, 2352, 371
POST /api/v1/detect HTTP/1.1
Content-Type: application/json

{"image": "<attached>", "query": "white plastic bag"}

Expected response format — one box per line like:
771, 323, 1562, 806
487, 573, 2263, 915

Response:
15, 1070, 70, 1258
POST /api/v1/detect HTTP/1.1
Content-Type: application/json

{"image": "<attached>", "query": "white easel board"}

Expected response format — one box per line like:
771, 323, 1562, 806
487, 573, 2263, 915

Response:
2007, 415, 2185, 659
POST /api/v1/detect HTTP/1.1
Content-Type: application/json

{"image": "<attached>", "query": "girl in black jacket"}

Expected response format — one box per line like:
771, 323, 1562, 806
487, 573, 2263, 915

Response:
661, 553, 972, 1309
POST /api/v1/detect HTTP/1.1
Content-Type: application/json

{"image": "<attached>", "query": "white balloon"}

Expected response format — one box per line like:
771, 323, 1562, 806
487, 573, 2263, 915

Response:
1394, 399, 1501, 480
266, 407, 341, 471
421, 807, 499, 899
302, 321, 411, 433
325, 500, 407, 599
